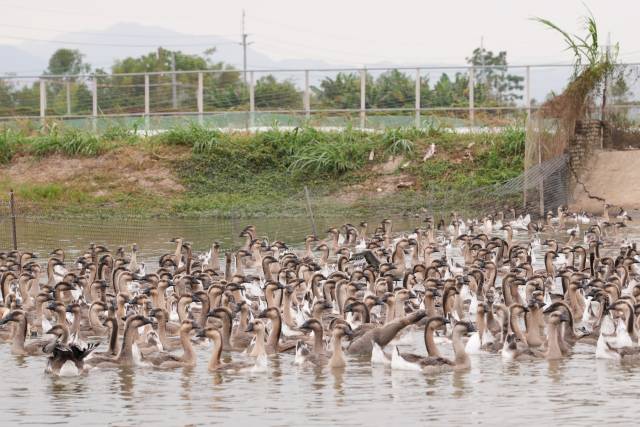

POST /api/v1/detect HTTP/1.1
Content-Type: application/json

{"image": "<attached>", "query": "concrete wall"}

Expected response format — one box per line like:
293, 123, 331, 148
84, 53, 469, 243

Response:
569, 120, 640, 212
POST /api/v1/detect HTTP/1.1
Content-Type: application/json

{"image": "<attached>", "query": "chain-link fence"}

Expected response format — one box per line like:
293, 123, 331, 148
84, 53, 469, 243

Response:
0, 63, 604, 131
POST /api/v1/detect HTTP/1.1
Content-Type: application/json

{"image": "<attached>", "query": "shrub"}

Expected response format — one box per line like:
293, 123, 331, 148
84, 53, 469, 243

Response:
159, 123, 222, 149
29, 127, 101, 157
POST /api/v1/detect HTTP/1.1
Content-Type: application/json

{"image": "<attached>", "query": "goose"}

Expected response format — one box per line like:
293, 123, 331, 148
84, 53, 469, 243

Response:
391, 321, 475, 372
257, 307, 298, 354
346, 309, 427, 355
85, 315, 153, 368
42, 325, 99, 376
0, 310, 56, 355
296, 318, 328, 365
145, 320, 197, 368
196, 327, 255, 372
328, 323, 353, 368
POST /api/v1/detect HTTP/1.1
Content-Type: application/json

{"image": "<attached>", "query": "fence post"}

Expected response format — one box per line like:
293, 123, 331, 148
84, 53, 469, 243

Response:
171, 53, 178, 110
9, 189, 17, 250
249, 71, 255, 129
468, 66, 475, 127
415, 68, 421, 128
360, 68, 366, 129
197, 72, 204, 126
39, 78, 46, 123
91, 76, 98, 132
66, 80, 71, 116
144, 73, 150, 131
304, 70, 310, 121
525, 66, 531, 119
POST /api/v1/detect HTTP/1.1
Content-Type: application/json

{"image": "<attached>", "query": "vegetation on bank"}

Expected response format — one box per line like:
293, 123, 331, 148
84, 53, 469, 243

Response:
0, 122, 524, 217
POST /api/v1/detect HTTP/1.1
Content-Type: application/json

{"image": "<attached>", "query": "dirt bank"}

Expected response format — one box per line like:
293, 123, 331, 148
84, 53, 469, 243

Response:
1, 145, 188, 198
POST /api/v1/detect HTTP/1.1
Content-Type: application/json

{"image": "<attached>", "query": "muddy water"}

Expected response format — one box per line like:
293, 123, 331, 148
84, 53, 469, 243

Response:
2, 345, 640, 426
4, 216, 419, 264
2, 218, 640, 425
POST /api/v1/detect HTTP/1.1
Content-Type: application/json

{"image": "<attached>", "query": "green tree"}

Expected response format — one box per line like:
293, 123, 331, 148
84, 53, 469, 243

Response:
104, 47, 245, 113
312, 72, 375, 109
0, 79, 14, 115
610, 71, 631, 103
254, 75, 301, 109
46, 49, 90, 76
372, 69, 414, 108
43, 49, 92, 115
431, 72, 469, 107
466, 48, 524, 104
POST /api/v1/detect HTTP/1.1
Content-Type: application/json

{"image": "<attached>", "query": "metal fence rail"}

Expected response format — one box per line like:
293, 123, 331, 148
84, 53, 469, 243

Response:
1, 63, 638, 130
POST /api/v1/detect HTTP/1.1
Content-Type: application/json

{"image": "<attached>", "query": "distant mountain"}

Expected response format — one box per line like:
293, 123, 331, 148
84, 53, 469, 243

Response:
14, 22, 336, 73
0, 45, 44, 75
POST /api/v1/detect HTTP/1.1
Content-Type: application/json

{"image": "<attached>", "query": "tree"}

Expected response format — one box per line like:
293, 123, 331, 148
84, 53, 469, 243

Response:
609, 71, 631, 103
105, 47, 246, 112
0, 79, 14, 114
372, 69, 414, 109
46, 49, 90, 76
431, 73, 469, 107
312, 72, 375, 109
466, 48, 524, 104
254, 75, 301, 109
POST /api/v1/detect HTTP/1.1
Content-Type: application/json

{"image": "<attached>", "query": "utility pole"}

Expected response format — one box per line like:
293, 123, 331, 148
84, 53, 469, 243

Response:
171, 51, 177, 110
480, 36, 485, 101
240, 9, 253, 85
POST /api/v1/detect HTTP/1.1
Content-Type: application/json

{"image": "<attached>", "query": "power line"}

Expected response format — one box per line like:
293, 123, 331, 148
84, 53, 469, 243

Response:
0, 34, 238, 48
0, 22, 240, 39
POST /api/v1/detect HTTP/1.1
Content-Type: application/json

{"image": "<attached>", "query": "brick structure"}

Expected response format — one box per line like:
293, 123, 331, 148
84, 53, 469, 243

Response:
567, 119, 605, 175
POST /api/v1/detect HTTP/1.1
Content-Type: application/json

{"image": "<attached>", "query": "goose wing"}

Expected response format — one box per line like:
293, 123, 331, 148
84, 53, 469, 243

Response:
419, 356, 454, 367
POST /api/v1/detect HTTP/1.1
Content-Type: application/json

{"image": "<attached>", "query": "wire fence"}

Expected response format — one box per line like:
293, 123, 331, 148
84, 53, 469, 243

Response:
0, 63, 638, 131
0, 153, 569, 262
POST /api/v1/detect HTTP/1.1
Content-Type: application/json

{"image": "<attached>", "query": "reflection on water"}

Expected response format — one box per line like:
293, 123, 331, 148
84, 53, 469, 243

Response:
4, 218, 640, 425
4, 336, 640, 425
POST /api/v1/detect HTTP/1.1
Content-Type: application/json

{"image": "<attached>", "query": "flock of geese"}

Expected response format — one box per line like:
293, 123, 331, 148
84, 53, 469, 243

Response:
1, 203, 639, 377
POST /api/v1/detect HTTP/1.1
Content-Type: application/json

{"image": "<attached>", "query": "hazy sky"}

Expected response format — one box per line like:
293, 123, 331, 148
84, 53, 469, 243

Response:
0, 0, 637, 66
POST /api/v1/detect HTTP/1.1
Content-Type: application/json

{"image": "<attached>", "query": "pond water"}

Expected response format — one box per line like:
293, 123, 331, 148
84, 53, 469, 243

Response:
2, 216, 640, 425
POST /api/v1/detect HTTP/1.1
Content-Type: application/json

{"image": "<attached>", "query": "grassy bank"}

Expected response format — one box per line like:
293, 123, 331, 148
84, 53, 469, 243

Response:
0, 122, 524, 218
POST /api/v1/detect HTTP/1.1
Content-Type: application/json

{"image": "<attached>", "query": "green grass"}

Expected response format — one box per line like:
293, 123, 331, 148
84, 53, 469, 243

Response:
0, 129, 22, 164
0, 122, 526, 217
